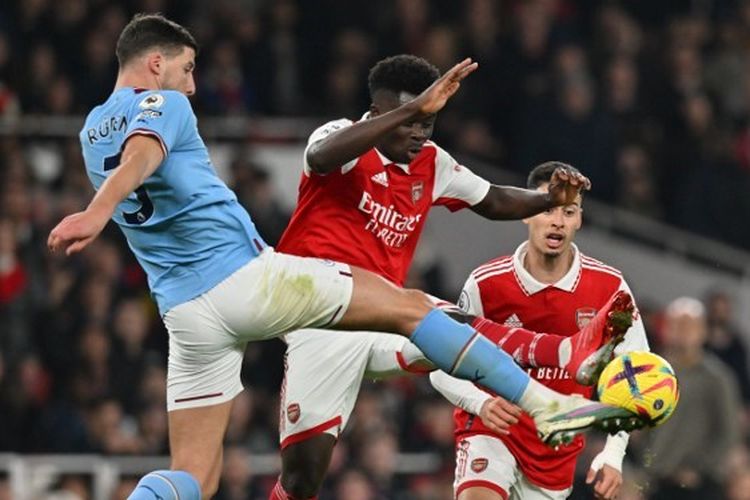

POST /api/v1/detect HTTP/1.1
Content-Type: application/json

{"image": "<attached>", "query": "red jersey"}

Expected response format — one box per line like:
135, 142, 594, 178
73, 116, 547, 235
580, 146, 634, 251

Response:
277, 118, 490, 285
454, 242, 648, 490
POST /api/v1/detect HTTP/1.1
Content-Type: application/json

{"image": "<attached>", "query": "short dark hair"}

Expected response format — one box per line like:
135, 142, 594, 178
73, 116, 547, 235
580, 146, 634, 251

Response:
526, 161, 582, 189
368, 55, 440, 100
116, 13, 198, 67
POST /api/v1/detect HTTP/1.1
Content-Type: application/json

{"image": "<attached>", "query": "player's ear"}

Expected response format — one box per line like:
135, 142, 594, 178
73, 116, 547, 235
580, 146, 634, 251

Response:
369, 103, 380, 118
147, 52, 164, 76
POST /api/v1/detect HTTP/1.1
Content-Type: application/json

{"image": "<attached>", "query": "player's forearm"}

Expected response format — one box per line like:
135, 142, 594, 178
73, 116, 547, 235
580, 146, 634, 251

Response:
307, 103, 421, 174
87, 150, 154, 220
472, 185, 554, 220
430, 370, 491, 415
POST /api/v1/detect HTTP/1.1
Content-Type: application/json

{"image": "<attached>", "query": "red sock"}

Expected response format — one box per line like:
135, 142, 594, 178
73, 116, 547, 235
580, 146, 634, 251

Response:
269, 479, 318, 500
471, 317, 563, 368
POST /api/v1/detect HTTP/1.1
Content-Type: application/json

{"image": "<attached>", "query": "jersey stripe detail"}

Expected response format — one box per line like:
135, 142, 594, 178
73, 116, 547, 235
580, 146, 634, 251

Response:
473, 263, 514, 281
473, 267, 514, 283
581, 263, 623, 279
473, 257, 513, 274
581, 257, 622, 276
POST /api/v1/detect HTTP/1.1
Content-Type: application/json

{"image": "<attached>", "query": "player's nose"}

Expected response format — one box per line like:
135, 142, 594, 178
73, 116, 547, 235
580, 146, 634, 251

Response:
185, 76, 196, 96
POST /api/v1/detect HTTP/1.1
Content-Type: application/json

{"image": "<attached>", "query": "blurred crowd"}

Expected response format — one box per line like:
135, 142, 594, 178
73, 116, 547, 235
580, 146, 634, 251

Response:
2, 0, 750, 499
1, 0, 750, 247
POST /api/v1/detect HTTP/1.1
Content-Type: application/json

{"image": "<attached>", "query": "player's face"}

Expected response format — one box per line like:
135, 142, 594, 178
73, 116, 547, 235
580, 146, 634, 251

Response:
524, 182, 582, 258
159, 47, 196, 96
370, 91, 436, 164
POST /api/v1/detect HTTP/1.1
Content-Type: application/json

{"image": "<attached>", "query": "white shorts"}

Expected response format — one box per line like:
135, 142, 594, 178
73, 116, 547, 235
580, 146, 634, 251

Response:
162, 249, 353, 411
455, 435, 572, 500
278, 329, 410, 448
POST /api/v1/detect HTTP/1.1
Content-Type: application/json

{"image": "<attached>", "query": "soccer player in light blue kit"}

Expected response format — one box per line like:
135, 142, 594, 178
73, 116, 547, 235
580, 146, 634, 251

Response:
48, 14, 644, 500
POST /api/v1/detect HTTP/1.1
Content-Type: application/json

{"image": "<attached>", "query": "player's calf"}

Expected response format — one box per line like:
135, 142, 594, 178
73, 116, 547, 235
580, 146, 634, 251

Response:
278, 434, 335, 499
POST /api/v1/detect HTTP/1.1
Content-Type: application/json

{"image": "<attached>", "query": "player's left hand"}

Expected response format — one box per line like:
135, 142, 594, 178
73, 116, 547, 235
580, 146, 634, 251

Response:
547, 166, 591, 206
48, 209, 108, 256
586, 464, 622, 500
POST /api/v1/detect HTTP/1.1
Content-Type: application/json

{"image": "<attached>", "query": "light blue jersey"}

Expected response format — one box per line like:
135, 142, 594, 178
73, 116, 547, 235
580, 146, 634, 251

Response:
80, 87, 266, 315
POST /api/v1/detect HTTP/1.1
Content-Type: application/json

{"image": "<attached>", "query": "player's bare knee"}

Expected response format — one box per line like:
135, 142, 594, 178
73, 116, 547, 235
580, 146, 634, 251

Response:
391, 289, 434, 334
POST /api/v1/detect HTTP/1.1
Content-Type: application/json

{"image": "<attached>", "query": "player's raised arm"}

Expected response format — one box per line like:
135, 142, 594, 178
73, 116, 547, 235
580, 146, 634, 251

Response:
48, 135, 164, 255
471, 164, 591, 220
307, 57, 478, 174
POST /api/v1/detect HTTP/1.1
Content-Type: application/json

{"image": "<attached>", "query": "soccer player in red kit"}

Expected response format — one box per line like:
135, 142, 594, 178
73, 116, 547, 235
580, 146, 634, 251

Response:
431, 163, 650, 500
269, 55, 639, 500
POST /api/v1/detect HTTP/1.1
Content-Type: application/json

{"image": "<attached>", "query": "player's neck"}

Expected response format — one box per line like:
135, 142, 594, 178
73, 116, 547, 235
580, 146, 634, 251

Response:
523, 247, 574, 285
114, 68, 160, 92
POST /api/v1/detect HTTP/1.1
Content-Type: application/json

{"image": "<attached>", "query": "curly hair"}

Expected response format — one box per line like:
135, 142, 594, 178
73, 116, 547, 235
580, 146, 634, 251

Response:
368, 54, 440, 99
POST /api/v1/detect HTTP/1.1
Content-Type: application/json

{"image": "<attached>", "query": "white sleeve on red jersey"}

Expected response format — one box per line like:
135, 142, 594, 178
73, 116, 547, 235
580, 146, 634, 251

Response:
614, 278, 650, 355
430, 370, 492, 416
303, 118, 357, 176
431, 144, 491, 211
458, 273, 485, 317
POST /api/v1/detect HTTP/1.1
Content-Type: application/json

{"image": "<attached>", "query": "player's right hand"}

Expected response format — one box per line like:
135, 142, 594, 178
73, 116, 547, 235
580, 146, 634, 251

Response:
411, 58, 478, 117
479, 396, 522, 434
48, 210, 107, 256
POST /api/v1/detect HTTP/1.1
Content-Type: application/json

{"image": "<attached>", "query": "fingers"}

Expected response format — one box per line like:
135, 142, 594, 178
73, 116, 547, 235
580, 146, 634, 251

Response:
481, 398, 521, 434
66, 236, 93, 256
552, 166, 592, 192
593, 469, 622, 500
586, 468, 597, 484
443, 58, 479, 83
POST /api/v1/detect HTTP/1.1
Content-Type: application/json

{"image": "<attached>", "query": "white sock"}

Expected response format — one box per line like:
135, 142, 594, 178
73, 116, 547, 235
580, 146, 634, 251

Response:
517, 378, 571, 417
558, 338, 572, 367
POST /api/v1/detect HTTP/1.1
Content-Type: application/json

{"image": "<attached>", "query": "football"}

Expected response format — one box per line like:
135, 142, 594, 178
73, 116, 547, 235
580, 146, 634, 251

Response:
597, 351, 680, 426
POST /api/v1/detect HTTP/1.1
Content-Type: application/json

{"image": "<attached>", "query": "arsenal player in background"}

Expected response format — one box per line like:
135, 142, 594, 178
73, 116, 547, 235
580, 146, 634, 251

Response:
269, 55, 638, 500
431, 162, 650, 500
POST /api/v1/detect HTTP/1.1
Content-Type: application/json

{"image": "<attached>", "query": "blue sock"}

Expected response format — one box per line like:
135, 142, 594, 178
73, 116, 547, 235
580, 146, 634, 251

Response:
411, 309, 530, 402
128, 470, 201, 500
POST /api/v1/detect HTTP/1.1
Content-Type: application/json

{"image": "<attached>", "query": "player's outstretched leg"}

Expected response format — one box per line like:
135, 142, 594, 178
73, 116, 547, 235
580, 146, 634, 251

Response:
338, 268, 645, 444
562, 290, 634, 385
451, 292, 634, 386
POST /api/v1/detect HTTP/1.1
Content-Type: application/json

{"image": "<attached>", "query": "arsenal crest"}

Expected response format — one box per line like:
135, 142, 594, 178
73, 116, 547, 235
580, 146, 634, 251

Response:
287, 403, 301, 424
576, 307, 597, 328
471, 457, 489, 473
411, 181, 424, 204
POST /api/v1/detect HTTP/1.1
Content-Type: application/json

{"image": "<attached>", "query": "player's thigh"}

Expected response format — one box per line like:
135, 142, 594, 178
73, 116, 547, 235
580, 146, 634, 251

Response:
337, 265, 433, 334
512, 475, 571, 500
164, 297, 246, 411
203, 250, 355, 341
168, 399, 234, 496
455, 435, 518, 500
280, 329, 379, 447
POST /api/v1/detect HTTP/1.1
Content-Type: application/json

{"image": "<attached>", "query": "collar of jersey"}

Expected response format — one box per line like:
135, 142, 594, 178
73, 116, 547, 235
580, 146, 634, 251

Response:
373, 147, 410, 174
361, 112, 411, 174
512, 242, 582, 294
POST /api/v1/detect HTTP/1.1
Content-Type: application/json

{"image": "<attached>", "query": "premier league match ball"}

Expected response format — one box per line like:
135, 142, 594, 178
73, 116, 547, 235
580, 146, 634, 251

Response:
597, 351, 680, 426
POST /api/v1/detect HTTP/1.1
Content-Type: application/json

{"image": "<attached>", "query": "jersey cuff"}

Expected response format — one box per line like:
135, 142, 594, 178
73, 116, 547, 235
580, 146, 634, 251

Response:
125, 129, 168, 158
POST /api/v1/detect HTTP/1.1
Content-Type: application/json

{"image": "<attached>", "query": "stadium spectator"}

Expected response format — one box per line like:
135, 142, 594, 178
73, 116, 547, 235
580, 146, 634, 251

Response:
645, 297, 741, 500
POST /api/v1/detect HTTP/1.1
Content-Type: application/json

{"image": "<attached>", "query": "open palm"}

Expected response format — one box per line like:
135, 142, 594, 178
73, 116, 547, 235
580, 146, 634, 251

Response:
412, 58, 478, 117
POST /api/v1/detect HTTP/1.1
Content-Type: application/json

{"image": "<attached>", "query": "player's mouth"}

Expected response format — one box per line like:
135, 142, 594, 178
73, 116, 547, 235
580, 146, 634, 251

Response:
406, 142, 424, 159
545, 232, 565, 249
